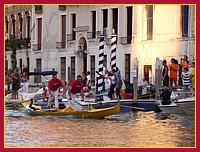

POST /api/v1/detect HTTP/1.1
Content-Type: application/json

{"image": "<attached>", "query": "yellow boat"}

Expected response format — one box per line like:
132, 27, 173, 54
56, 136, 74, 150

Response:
21, 97, 120, 118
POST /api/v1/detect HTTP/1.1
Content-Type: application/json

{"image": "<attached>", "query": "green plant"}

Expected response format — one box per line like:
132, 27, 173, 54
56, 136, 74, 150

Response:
7, 37, 27, 71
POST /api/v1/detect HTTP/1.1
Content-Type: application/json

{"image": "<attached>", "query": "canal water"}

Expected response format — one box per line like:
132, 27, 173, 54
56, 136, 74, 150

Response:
5, 106, 195, 147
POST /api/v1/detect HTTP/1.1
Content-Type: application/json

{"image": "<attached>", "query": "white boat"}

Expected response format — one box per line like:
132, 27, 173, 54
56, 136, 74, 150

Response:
5, 86, 47, 104
157, 89, 195, 115
157, 100, 186, 114
61, 95, 156, 112
176, 97, 195, 115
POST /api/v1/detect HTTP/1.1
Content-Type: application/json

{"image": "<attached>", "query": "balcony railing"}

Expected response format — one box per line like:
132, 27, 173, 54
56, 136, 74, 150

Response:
120, 36, 133, 45
32, 44, 41, 51
58, 5, 66, 11
56, 42, 65, 49
5, 38, 31, 51
67, 34, 76, 41
106, 37, 118, 46
87, 31, 101, 39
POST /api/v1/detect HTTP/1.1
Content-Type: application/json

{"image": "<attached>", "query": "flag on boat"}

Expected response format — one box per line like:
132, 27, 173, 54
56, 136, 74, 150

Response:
111, 30, 117, 70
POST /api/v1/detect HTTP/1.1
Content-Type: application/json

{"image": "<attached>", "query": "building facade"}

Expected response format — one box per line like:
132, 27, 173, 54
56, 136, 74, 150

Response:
5, 5, 195, 86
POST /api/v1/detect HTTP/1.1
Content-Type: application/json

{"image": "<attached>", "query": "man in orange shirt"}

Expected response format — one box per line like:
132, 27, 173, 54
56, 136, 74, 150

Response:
169, 58, 179, 90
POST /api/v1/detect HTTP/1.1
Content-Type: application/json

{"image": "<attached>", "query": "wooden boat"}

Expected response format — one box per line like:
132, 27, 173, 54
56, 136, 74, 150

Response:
21, 97, 120, 118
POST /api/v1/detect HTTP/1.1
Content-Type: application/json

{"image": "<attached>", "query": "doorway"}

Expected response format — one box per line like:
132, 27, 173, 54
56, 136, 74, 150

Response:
144, 65, 152, 84
78, 37, 87, 73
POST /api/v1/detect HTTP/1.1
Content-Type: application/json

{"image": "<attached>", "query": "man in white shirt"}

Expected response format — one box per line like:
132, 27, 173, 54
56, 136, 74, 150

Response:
86, 71, 91, 87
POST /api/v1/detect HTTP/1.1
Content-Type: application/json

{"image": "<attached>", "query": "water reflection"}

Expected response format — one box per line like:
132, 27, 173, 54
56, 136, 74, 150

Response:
5, 109, 195, 147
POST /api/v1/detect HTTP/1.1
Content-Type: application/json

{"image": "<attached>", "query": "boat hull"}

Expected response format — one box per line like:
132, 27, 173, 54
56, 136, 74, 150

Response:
158, 104, 186, 114
21, 98, 120, 118
176, 97, 195, 115
62, 98, 157, 112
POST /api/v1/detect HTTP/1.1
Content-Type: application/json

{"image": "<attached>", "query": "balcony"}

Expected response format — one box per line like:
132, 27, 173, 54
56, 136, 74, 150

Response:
67, 34, 76, 41
32, 44, 41, 51
35, 5, 42, 14
87, 31, 101, 39
58, 5, 66, 11
5, 38, 30, 51
120, 36, 133, 45
56, 42, 65, 49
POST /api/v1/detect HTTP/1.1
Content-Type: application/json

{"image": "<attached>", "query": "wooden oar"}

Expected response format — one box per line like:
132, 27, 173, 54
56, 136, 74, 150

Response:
83, 100, 146, 111
120, 105, 146, 111
5, 99, 30, 107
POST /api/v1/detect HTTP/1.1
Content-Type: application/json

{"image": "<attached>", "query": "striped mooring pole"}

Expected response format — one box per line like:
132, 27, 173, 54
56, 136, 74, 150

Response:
97, 34, 105, 98
111, 29, 117, 70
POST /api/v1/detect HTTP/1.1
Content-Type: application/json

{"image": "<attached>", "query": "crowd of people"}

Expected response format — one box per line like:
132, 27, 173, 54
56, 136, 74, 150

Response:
5, 55, 195, 109
162, 55, 195, 92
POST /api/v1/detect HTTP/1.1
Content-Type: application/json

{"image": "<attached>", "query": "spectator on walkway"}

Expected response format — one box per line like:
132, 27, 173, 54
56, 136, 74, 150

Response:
87, 71, 91, 87
82, 72, 88, 90
181, 55, 191, 72
181, 67, 191, 91
162, 60, 169, 87
114, 67, 122, 100
104, 69, 111, 93
11, 69, 20, 99
190, 62, 195, 95
169, 58, 178, 90
21, 72, 28, 92
110, 69, 116, 100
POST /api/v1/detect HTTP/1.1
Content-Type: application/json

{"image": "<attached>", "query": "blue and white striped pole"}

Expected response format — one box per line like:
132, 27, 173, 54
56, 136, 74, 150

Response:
111, 29, 117, 70
97, 35, 104, 97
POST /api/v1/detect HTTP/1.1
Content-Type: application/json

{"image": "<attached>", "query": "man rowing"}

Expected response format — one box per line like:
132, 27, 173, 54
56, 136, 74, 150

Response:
47, 74, 64, 110
67, 75, 85, 108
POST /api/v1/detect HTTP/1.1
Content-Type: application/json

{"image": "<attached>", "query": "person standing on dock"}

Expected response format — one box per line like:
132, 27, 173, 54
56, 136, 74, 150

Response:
86, 71, 91, 87
114, 67, 122, 100
67, 75, 84, 108
162, 60, 169, 87
47, 74, 64, 110
21, 72, 29, 93
11, 69, 20, 99
169, 58, 178, 90
181, 67, 191, 92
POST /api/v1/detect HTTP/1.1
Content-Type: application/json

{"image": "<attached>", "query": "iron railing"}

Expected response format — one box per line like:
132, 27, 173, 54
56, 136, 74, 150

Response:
56, 42, 65, 49
32, 44, 41, 51
120, 36, 133, 45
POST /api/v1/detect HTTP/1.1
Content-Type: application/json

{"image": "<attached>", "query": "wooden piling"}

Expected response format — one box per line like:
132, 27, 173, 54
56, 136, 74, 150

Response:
155, 58, 163, 101
133, 58, 138, 103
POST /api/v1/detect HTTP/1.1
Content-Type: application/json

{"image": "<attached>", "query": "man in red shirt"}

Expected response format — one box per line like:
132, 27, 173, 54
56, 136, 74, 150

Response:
67, 75, 84, 108
47, 74, 64, 109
